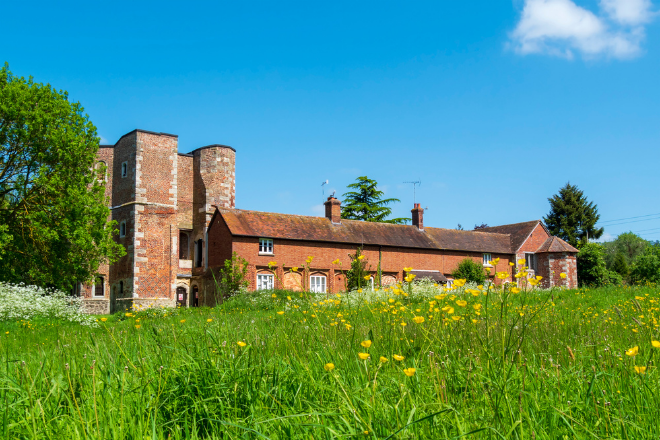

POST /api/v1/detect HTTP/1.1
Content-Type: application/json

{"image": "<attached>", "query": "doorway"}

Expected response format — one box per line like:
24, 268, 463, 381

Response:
192, 286, 199, 307
176, 286, 187, 308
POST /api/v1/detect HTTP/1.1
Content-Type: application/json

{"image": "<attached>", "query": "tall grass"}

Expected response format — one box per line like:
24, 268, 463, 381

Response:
1, 283, 659, 439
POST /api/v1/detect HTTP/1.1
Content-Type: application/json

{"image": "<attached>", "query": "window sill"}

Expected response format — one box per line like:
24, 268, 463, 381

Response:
259, 252, 274, 256
483, 264, 493, 268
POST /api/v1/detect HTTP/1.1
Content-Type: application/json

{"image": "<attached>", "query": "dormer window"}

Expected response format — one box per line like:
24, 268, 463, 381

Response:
259, 238, 273, 255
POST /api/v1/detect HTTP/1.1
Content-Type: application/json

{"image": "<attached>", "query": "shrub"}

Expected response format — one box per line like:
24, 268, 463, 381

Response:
346, 247, 370, 291
630, 245, 660, 284
0, 282, 96, 325
212, 252, 249, 300
577, 243, 621, 287
451, 258, 487, 285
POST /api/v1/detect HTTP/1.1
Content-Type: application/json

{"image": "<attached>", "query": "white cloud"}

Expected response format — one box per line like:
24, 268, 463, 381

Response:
99, 136, 110, 144
601, 0, 654, 25
510, 0, 656, 59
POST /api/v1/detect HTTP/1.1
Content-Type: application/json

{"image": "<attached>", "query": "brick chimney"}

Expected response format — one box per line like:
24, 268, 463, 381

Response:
324, 196, 341, 224
412, 203, 424, 230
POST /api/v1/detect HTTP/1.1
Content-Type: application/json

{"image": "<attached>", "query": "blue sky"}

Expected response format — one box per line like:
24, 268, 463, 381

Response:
3, 0, 659, 241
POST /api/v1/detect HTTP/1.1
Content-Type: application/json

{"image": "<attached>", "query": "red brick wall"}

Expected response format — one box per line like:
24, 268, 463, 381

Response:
537, 252, 578, 289
135, 132, 178, 206
134, 206, 177, 298
177, 154, 193, 228
517, 223, 549, 256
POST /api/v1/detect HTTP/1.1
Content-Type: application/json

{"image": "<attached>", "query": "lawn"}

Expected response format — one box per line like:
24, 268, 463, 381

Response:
1, 281, 659, 439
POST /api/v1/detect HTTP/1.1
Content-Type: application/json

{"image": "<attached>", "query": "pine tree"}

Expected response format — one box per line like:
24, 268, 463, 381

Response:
543, 183, 603, 247
341, 176, 408, 224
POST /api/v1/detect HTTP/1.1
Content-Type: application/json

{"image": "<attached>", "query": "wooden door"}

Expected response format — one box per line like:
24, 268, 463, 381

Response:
176, 287, 187, 308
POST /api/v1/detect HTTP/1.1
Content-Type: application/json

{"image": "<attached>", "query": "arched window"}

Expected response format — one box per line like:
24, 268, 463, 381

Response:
94, 277, 104, 297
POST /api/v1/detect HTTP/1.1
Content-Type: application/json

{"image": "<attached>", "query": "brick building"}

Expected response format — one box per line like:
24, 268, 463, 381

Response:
79, 128, 577, 313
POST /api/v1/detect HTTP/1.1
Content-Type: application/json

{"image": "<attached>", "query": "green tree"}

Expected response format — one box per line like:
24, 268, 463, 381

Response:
212, 252, 249, 301
0, 64, 124, 290
451, 258, 487, 285
543, 183, 603, 248
346, 247, 370, 291
630, 244, 660, 284
576, 243, 621, 287
602, 232, 648, 268
610, 251, 629, 280
341, 176, 408, 224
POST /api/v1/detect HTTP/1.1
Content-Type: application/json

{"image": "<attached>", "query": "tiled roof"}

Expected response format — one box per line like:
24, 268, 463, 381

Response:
216, 208, 513, 254
473, 220, 543, 252
411, 270, 449, 283
536, 236, 578, 253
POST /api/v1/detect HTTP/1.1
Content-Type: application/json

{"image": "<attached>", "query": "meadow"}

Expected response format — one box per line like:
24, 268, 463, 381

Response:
1, 278, 659, 439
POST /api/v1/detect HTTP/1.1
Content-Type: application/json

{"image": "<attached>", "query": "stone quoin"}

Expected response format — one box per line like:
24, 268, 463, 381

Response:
78, 129, 578, 313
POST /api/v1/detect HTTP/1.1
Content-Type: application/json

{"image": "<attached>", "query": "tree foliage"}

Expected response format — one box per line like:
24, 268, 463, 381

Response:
577, 243, 621, 287
212, 252, 249, 300
610, 251, 629, 279
543, 183, 603, 248
630, 244, 660, 285
346, 247, 370, 291
602, 232, 648, 269
341, 176, 408, 224
451, 258, 487, 285
0, 64, 124, 289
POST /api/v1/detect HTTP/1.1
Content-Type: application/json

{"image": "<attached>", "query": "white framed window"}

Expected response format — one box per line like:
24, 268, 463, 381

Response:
259, 238, 273, 254
525, 253, 537, 272
257, 273, 274, 290
119, 221, 126, 237
121, 161, 128, 178
310, 275, 327, 293
483, 253, 492, 265
445, 279, 454, 289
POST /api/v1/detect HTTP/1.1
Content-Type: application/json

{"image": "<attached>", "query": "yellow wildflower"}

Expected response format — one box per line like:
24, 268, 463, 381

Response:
207, 318, 213, 323
237, 341, 247, 347
364, 275, 371, 280
292, 267, 298, 272
403, 368, 416, 377
497, 272, 508, 279
180, 319, 186, 323
626, 346, 639, 357
277, 311, 284, 315
358, 353, 370, 360
400, 322, 407, 327
332, 259, 340, 265
451, 316, 461, 321
393, 355, 405, 361
511, 287, 520, 294
454, 279, 466, 287
652, 340, 660, 348
324, 363, 335, 371
456, 300, 467, 307
403, 267, 413, 272
135, 325, 141, 329
271, 293, 277, 298
634, 366, 647, 374
560, 273, 567, 279
361, 340, 372, 348
413, 316, 425, 324
268, 261, 277, 268
379, 356, 388, 363
509, 262, 514, 266
101, 318, 108, 322
473, 304, 482, 310
518, 259, 525, 265
357, 255, 365, 260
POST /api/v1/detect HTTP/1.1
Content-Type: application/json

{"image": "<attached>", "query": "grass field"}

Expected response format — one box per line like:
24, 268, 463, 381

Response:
1, 281, 660, 439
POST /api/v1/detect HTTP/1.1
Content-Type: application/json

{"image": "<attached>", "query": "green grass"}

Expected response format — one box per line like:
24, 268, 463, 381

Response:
1, 283, 660, 439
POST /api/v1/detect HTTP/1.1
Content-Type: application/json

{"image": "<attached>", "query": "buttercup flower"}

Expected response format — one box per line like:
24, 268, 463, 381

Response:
509, 262, 515, 266
292, 267, 298, 272
451, 316, 461, 321
271, 294, 277, 298
634, 366, 647, 374
268, 261, 277, 268
364, 275, 371, 280
357, 255, 365, 260
379, 356, 388, 363
358, 352, 370, 360
361, 340, 372, 348
135, 325, 141, 329
101, 318, 108, 322
560, 273, 567, 279
332, 259, 340, 265
324, 363, 335, 371
277, 311, 285, 315
497, 272, 508, 279
207, 318, 213, 323
518, 259, 525, 265
237, 341, 247, 347
456, 300, 467, 307
403, 267, 413, 272
393, 355, 405, 361
652, 340, 660, 348
511, 287, 520, 294
413, 316, 425, 324
626, 346, 639, 357
403, 368, 416, 377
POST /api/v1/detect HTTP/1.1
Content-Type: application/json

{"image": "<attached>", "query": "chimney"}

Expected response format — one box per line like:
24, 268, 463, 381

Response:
324, 196, 341, 224
412, 203, 424, 230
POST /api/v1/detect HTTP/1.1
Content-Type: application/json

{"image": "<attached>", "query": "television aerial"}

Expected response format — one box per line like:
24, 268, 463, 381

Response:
403, 179, 422, 204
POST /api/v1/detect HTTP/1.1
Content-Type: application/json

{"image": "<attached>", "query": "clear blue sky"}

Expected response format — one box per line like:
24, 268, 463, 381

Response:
3, 0, 659, 241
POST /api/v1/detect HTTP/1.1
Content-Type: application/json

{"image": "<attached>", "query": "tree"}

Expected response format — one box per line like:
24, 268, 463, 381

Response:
630, 244, 660, 284
602, 232, 648, 268
474, 223, 489, 230
451, 258, 487, 284
576, 243, 621, 287
341, 176, 408, 224
543, 183, 603, 247
610, 251, 629, 280
212, 252, 249, 301
0, 64, 124, 290
346, 247, 370, 291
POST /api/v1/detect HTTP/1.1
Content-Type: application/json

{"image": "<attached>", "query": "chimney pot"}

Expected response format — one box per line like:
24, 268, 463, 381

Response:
324, 196, 341, 224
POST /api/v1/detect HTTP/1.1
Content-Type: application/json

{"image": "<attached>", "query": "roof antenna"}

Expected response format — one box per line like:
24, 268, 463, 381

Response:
322, 180, 329, 200
403, 179, 422, 204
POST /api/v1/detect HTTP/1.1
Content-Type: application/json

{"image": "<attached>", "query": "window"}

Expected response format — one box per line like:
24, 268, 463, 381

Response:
119, 281, 124, 295
483, 253, 492, 265
310, 275, 327, 293
195, 239, 203, 268
119, 221, 126, 237
121, 161, 128, 178
94, 277, 104, 297
71, 283, 81, 297
259, 238, 273, 254
446, 279, 454, 289
257, 274, 274, 290
179, 232, 189, 259
525, 253, 537, 272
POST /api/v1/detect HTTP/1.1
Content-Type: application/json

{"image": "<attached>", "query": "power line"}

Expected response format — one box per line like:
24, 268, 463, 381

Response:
598, 216, 660, 227
598, 212, 660, 225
